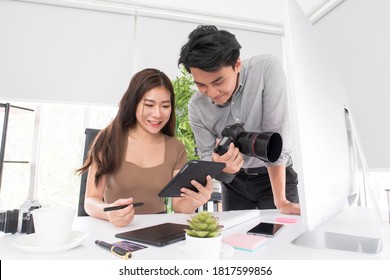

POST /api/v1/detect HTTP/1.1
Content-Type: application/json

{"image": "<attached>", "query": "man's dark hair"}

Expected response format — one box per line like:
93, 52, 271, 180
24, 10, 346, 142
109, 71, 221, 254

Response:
178, 25, 241, 72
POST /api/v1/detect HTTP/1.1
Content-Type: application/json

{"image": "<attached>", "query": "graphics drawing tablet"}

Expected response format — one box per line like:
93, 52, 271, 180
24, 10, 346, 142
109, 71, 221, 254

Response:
158, 160, 225, 197
115, 223, 189, 247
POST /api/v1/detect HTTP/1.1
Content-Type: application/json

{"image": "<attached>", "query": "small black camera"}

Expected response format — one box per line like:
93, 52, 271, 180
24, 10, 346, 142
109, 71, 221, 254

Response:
214, 123, 283, 163
0, 199, 41, 234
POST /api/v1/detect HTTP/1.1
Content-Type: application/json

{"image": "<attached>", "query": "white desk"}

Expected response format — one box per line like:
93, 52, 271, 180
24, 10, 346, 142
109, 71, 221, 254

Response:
1, 209, 389, 260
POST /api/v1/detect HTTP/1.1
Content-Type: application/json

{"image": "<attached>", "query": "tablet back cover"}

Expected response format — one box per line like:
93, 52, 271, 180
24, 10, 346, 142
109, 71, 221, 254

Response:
158, 160, 225, 197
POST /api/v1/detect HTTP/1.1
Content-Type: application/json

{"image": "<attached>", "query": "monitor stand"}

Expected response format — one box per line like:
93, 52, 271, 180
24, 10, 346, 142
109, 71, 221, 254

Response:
292, 229, 382, 254
292, 207, 383, 254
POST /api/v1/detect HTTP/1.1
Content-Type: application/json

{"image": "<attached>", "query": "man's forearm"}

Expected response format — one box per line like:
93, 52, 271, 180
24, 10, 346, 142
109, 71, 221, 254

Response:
267, 164, 287, 208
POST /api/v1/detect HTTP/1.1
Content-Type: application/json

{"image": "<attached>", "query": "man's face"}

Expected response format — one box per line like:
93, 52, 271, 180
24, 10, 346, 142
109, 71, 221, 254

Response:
190, 59, 241, 105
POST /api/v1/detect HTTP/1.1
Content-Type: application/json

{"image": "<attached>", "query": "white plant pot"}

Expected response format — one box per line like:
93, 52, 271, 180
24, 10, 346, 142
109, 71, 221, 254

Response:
185, 233, 222, 260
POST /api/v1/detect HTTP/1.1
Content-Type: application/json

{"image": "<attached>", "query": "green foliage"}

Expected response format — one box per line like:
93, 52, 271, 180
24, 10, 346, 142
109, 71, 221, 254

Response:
164, 197, 174, 214
165, 69, 198, 214
173, 69, 199, 161
185, 211, 222, 238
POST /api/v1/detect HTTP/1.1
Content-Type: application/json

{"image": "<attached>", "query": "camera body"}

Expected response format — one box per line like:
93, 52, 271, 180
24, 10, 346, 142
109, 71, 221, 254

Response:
214, 123, 283, 163
0, 199, 41, 234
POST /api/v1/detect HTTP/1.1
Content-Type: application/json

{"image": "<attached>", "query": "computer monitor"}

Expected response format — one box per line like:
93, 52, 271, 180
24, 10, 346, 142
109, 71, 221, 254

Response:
283, 0, 382, 254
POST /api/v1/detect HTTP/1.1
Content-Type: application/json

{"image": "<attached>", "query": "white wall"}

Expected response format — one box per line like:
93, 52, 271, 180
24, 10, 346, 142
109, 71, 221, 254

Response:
1, 0, 388, 170
134, 15, 283, 80
313, 0, 390, 169
0, 0, 283, 106
0, 0, 135, 106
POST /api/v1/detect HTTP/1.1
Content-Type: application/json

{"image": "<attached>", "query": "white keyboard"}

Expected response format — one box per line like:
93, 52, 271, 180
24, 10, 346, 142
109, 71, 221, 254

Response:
168, 210, 260, 229
214, 210, 260, 229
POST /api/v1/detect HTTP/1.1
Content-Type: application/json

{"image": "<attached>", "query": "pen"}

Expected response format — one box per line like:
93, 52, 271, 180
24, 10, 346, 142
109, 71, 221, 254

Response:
103, 202, 144, 212
95, 240, 132, 259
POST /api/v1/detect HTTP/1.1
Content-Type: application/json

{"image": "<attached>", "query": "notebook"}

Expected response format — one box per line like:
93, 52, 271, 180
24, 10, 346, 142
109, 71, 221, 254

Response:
223, 233, 267, 252
115, 223, 189, 247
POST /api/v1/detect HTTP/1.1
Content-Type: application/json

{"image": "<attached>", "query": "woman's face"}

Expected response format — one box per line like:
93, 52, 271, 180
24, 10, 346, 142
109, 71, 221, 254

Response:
135, 86, 172, 135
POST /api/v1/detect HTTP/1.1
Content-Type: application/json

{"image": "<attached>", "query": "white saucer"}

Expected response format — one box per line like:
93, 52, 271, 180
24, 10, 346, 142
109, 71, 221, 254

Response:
12, 230, 89, 253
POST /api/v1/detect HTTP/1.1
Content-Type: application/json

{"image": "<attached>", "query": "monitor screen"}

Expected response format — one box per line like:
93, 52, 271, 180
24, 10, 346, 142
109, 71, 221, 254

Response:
284, 0, 357, 231
284, 0, 382, 254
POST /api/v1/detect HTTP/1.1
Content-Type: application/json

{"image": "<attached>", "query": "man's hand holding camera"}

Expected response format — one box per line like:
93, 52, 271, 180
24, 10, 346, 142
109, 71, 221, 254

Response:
212, 142, 243, 174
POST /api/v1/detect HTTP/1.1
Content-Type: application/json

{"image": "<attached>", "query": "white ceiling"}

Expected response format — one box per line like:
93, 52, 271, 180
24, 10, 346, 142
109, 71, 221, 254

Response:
17, 0, 344, 27
107, 0, 344, 24
297, 0, 329, 13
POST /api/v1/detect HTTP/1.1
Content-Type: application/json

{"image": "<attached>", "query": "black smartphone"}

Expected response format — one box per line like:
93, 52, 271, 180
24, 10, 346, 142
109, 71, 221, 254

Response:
112, 240, 148, 252
247, 222, 284, 238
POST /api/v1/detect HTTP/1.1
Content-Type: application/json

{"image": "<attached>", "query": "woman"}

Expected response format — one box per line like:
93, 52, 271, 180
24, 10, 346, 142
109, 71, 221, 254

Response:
77, 68, 213, 227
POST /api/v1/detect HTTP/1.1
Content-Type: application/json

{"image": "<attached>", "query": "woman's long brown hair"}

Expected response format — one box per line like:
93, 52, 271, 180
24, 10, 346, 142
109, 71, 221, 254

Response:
76, 68, 176, 185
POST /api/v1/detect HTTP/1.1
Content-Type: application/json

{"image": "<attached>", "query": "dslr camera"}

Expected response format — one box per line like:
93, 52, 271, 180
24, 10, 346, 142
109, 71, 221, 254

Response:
214, 123, 283, 163
0, 199, 41, 234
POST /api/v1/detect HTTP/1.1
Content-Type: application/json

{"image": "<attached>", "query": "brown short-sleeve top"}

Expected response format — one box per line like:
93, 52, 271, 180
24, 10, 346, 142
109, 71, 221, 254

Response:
104, 135, 187, 214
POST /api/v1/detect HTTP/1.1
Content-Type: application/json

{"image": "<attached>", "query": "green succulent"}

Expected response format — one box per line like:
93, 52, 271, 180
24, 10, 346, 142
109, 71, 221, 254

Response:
185, 211, 222, 238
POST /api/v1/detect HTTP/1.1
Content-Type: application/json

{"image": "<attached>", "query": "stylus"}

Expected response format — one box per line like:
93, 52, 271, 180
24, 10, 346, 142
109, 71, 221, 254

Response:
103, 202, 144, 212
95, 240, 132, 259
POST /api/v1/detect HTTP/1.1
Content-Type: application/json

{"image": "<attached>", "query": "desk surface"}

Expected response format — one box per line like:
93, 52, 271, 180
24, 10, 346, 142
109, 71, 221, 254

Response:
1, 209, 389, 260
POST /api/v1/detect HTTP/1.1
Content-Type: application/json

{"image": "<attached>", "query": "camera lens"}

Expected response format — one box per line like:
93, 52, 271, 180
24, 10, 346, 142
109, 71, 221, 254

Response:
0, 211, 5, 231
0, 209, 19, 234
238, 131, 282, 163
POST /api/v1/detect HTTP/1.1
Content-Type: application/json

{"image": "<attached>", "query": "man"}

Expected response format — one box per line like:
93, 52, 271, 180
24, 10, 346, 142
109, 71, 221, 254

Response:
178, 25, 300, 214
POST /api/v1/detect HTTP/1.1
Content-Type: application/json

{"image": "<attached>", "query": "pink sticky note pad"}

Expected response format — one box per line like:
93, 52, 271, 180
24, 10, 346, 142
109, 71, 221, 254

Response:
275, 217, 298, 224
223, 233, 267, 252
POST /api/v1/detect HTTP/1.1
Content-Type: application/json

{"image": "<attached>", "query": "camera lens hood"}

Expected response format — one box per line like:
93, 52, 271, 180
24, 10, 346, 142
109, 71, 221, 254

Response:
255, 132, 282, 163
241, 131, 282, 163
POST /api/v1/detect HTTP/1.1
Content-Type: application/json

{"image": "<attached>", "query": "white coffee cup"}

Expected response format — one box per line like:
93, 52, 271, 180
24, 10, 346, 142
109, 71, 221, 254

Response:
32, 206, 76, 246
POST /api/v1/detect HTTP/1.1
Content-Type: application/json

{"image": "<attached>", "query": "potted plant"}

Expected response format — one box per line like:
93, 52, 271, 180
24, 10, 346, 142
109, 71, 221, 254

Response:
185, 211, 222, 259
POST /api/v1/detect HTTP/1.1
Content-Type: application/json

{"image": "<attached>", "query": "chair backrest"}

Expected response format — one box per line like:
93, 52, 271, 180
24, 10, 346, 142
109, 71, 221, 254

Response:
78, 128, 100, 216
